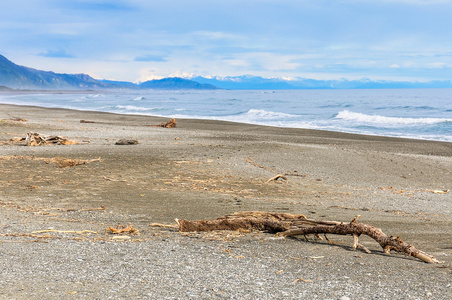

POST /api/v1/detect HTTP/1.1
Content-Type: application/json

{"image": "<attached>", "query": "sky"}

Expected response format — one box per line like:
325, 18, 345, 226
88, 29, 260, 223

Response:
1, 0, 452, 83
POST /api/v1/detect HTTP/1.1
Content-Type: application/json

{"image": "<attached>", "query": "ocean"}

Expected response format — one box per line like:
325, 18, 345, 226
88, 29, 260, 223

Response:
1, 88, 451, 142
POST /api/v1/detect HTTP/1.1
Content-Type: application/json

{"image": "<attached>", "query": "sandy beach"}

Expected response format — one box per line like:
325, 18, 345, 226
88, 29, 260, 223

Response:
0, 103, 451, 299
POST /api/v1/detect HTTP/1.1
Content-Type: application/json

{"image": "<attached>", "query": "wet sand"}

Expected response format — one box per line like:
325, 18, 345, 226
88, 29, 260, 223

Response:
0, 103, 451, 299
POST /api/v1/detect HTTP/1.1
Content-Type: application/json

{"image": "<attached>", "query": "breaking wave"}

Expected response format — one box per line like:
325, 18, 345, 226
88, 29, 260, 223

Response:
236, 109, 299, 120
335, 110, 451, 126
114, 105, 160, 112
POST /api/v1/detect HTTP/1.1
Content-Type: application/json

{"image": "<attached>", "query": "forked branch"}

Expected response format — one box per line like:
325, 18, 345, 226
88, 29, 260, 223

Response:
176, 211, 440, 264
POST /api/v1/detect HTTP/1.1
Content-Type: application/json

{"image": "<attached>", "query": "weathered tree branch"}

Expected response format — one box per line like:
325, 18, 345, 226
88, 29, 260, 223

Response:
25, 132, 77, 146
176, 211, 440, 264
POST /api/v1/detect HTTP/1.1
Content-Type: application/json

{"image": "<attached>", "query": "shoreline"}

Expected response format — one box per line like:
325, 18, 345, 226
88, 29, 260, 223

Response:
0, 103, 451, 298
1, 101, 451, 145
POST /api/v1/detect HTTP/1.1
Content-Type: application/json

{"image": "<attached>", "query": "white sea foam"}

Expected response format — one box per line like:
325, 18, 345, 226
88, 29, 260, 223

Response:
163, 109, 300, 125
240, 109, 298, 120
335, 110, 451, 125
115, 105, 159, 112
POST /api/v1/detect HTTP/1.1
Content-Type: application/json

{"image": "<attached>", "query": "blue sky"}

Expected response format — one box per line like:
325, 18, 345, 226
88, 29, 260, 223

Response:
1, 0, 452, 82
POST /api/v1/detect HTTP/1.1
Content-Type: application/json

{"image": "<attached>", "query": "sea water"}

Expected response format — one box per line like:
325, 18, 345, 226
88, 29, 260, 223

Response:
1, 89, 451, 142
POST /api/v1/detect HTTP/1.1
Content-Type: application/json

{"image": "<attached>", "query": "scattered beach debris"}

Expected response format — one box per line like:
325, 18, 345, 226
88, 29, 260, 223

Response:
5, 117, 27, 122
427, 189, 449, 194
31, 229, 98, 235
105, 224, 139, 235
33, 206, 106, 215
1, 113, 27, 122
47, 157, 99, 168
246, 157, 271, 170
0, 155, 101, 168
25, 132, 77, 146
115, 139, 139, 145
174, 211, 441, 264
103, 176, 127, 182
111, 236, 131, 240
150, 222, 179, 229
80, 120, 96, 123
293, 278, 314, 283
146, 118, 177, 128
378, 186, 449, 195
284, 171, 307, 177
266, 174, 288, 183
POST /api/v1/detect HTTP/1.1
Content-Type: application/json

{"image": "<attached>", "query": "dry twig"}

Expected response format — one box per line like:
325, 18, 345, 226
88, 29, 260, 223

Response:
266, 174, 288, 183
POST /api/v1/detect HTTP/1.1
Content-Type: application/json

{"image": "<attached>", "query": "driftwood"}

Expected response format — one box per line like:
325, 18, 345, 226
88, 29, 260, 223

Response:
176, 211, 440, 264
25, 132, 77, 146
266, 174, 288, 183
105, 224, 139, 235
147, 118, 177, 128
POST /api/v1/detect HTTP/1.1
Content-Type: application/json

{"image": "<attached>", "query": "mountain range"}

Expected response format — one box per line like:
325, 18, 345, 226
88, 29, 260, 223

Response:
192, 75, 452, 90
0, 54, 217, 90
1, 54, 452, 90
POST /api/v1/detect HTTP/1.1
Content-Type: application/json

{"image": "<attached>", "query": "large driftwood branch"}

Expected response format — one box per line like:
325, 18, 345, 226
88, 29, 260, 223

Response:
176, 211, 440, 264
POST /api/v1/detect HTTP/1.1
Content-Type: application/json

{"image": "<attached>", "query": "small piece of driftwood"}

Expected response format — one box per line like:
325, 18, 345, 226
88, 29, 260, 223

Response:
266, 174, 288, 183
105, 224, 139, 235
146, 118, 177, 128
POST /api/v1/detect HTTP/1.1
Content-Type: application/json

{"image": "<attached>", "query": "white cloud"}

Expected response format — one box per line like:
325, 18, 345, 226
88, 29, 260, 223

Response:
2, 0, 452, 81
426, 62, 447, 69
192, 31, 241, 40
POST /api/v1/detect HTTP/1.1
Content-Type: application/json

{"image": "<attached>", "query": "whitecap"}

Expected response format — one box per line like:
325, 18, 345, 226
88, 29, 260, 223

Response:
335, 110, 451, 126
243, 109, 299, 120
115, 105, 159, 112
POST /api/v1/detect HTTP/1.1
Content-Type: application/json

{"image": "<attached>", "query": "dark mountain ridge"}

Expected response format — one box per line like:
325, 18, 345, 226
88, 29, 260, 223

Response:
0, 54, 114, 90
0, 55, 217, 90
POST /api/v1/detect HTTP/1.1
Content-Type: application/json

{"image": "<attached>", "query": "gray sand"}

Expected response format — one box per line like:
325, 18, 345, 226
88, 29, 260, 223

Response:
0, 103, 451, 299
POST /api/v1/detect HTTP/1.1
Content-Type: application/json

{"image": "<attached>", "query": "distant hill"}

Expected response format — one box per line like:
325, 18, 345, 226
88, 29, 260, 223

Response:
139, 77, 217, 90
0, 85, 13, 91
0, 55, 218, 90
192, 75, 295, 90
192, 75, 452, 90
0, 54, 115, 90
99, 79, 139, 89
